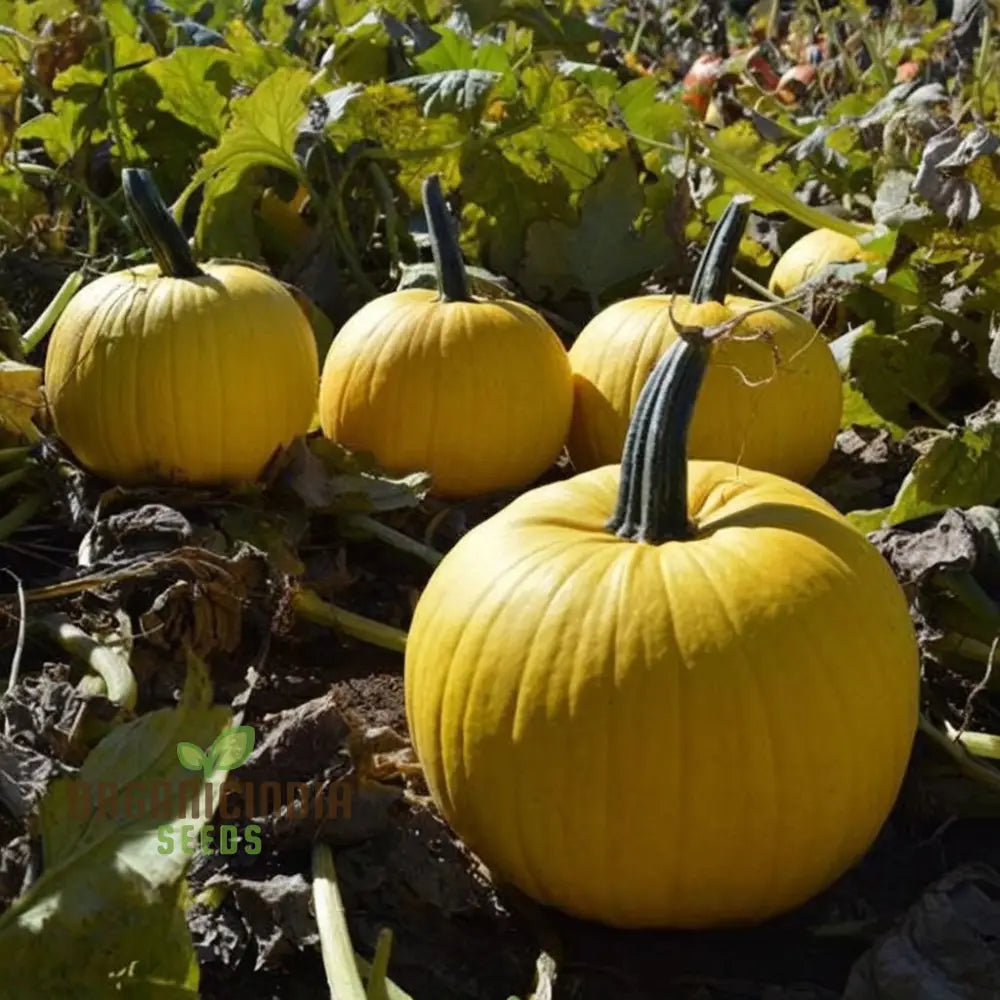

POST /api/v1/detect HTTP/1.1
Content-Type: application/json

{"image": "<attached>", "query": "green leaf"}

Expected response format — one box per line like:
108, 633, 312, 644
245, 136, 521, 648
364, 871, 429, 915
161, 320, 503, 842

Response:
847, 324, 956, 429
511, 65, 624, 191
557, 60, 619, 104
175, 66, 312, 220
194, 166, 265, 261
0, 169, 47, 242
206, 725, 256, 771
321, 13, 391, 84
142, 47, 236, 140
17, 112, 79, 165
175, 741, 207, 772
413, 29, 511, 73
325, 83, 465, 199
399, 69, 500, 118
397, 261, 516, 298
614, 76, 687, 139
877, 423, 1000, 527
520, 153, 681, 301
460, 143, 574, 279
0, 651, 231, 996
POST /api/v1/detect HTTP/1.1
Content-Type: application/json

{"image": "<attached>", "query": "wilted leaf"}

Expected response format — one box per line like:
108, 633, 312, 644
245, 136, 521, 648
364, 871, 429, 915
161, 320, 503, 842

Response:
914, 125, 1000, 226
278, 437, 431, 512
0, 361, 44, 436
844, 865, 1000, 999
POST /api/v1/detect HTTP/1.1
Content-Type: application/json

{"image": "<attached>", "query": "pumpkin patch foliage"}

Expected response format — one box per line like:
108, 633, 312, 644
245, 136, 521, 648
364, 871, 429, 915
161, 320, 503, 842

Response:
2, 0, 1000, 997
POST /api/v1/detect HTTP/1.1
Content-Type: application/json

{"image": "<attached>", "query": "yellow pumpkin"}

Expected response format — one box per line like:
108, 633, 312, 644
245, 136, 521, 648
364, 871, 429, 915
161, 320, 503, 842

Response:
318, 174, 572, 499
405, 200, 919, 930
567, 283, 842, 483
768, 226, 871, 296
44, 169, 319, 485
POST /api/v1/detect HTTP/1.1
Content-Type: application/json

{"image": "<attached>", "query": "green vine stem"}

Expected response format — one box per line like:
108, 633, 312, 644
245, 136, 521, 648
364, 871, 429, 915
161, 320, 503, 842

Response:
918, 714, 1000, 795
312, 843, 369, 1000
121, 168, 203, 279
38, 613, 137, 712
343, 514, 443, 567
292, 587, 407, 653
422, 174, 470, 302
607, 198, 750, 544
0, 493, 45, 545
0, 448, 31, 468
20, 269, 84, 355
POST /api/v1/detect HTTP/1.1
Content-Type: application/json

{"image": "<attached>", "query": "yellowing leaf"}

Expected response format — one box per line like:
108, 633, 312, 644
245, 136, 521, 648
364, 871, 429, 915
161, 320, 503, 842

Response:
143, 47, 235, 140
176, 66, 313, 217
0, 361, 44, 436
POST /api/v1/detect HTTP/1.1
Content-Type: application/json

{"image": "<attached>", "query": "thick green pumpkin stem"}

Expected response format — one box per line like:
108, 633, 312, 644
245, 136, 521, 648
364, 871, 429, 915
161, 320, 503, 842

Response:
607, 198, 750, 543
121, 168, 203, 279
422, 173, 470, 302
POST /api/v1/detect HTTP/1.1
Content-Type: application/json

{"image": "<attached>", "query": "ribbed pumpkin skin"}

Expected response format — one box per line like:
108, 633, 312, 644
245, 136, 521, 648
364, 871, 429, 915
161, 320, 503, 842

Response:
45, 263, 319, 484
319, 288, 573, 498
768, 228, 868, 296
405, 461, 920, 929
567, 296, 842, 482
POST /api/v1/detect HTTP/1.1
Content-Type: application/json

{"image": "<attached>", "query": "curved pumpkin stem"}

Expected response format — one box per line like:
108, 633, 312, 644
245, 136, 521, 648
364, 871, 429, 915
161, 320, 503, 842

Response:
607, 198, 750, 543
121, 168, 203, 279
421, 174, 470, 303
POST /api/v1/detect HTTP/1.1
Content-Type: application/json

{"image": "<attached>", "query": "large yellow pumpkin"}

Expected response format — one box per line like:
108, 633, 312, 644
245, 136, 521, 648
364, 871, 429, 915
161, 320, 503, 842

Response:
318, 174, 572, 499
44, 169, 319, 485
567, 286, 842, 483
405, 200, 919, 930
768, 226, 871, 296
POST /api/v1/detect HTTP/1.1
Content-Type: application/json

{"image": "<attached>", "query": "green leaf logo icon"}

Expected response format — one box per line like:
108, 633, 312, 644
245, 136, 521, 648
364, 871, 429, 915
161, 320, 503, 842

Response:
205, 725, 256, 772
177, 742, 208, 772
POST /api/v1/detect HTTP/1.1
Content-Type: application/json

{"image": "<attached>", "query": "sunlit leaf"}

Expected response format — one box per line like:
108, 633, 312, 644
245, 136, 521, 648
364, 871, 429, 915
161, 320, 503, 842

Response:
142, 47, 236, 140
176, 66, 312, 217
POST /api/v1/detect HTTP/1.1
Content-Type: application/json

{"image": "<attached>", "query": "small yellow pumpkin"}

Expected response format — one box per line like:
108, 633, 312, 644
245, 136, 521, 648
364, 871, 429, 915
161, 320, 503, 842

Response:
318, 174, 572, 499
404, 200, 920, 930
567, 243, 842, 482
44, 169, 319, 485
768, 226, 871, 296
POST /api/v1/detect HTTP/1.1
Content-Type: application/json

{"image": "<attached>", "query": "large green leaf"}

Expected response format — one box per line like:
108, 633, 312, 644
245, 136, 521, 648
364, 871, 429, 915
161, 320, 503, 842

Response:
853, 422, 1000, 530
142, 47, 236, 141
0, 653, 232, 998
520, 153, 681, 301
174, 66, 312, 220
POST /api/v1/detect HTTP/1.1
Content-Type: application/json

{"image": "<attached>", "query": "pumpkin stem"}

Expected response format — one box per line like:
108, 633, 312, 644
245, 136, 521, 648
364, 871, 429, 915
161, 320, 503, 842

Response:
422, 174, 470, 302
607, 198, 750, 543
121, 168, 203, 279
